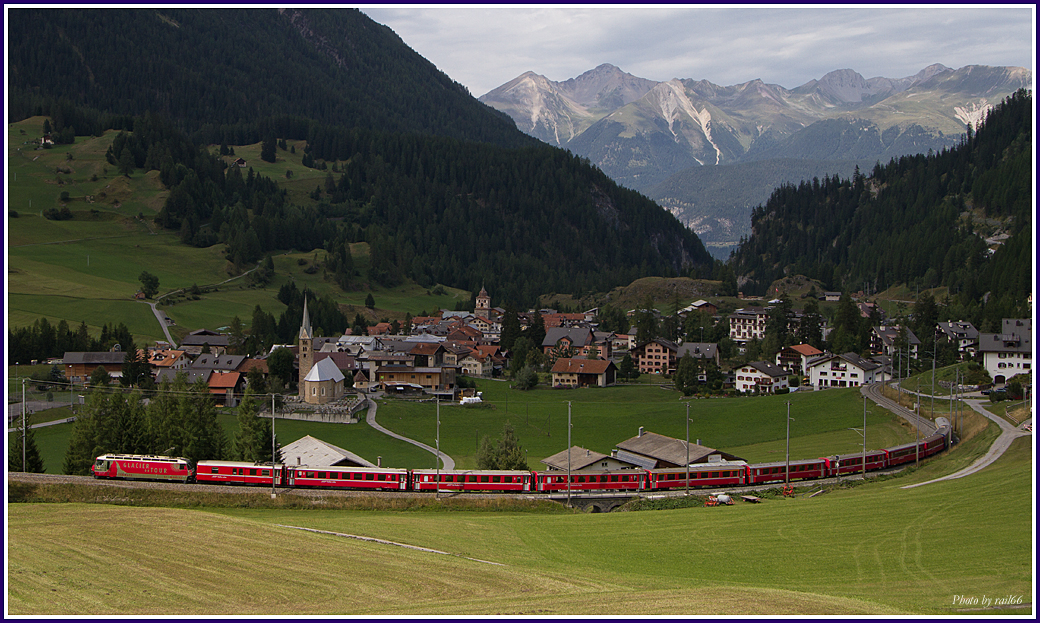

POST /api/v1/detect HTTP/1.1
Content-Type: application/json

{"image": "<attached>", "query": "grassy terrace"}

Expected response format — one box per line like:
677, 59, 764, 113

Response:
7, 432, 1031, 615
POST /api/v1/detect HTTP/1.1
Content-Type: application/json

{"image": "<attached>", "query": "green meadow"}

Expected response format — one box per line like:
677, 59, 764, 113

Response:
7, 434, 1031, 615
12, 381, 926, 475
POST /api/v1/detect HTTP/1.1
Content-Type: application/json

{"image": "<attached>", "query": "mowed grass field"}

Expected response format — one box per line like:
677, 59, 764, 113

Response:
7, 434, 1032, 615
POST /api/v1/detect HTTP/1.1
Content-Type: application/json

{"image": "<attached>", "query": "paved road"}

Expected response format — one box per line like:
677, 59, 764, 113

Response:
146, 301, 176, 346
901, 399, 1032, 489
364, 395, 455, 470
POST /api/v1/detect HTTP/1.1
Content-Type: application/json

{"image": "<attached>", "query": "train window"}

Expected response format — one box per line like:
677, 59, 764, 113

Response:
492, 476, 501, 483
262, 470, 270, 476
711, 472, 719, 478
378, 474, 385, 481
480, 476, 489, 483
211, 467, 219, 474
365, 473, 374, 480
250, 469, 257, 476
610, 475, 618, 482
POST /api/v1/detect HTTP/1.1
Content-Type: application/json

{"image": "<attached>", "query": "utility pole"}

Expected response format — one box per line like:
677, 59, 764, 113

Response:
271, 392, 277, 498
785, 402, 792, 485
567, 401, 572, 507
436, 395, 441, 500
22, 378, 28, 472
685, 402, 690, 496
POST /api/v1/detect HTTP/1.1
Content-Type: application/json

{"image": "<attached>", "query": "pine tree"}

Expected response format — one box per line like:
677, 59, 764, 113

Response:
9, 413, 45, 473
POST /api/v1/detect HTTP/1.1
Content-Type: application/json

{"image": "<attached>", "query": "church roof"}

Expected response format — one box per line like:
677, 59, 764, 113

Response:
304, 357, 344, 383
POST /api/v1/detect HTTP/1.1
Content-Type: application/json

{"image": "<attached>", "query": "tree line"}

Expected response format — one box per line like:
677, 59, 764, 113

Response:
730, 89, 1032, 331
62, 377, 279, 475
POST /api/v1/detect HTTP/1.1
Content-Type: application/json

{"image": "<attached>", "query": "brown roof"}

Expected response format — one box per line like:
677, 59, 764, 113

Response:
789, 344, 823, 357
615, 431, 744, 467
541, 446, 610, 471
408, 342, 444, 356
237, 358, 269, 375
208, 371, 241, 390
550, 358, 615, 375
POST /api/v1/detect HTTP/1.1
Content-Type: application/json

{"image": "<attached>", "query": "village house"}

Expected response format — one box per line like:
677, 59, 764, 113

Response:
63, 351, 128, 383
146, 348, 189, 373
734, 361, 789, 394
630, 337, 678, 375
279, 435, 377, 468
937, 320, 980, 358
614, 429, 745, 469
179, 329, 230, 356
728, 307, 769, 343
540, 446, 637, 471
550, 357, 617, 388
978, 318, 1032, 386
804, 352, 882, 389
775, 344, 824, 376
871, 325, 921, 359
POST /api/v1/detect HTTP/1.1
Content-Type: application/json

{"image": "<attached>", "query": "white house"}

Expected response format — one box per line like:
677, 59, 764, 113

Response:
805, 352, 882, 389
734, 361, 789, 394
979, 318, 1032, 385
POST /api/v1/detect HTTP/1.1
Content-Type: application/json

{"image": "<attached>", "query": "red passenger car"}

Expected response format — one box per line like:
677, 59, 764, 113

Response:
532, 470, 646, 493
833, 450, 888, 475
194, 460, 283, 486
411, 469, 532, 492
646, 463, 748, 491
747, 458, 830, 484
288, 466, 409, 491
92, 454, 193, 482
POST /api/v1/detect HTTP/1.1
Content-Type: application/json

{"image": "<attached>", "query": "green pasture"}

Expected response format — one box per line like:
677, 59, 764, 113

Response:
7, 435, 1031, 615
10, 382, 921, 475
372, 383, 919, 468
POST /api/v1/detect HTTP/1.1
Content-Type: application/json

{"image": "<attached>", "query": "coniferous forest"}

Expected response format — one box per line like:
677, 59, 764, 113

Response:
8, 8, 713, 307
730, 89, 1032, 330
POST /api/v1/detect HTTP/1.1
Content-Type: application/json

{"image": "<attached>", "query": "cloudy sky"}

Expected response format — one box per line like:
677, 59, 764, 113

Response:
360, 5, 1035, 97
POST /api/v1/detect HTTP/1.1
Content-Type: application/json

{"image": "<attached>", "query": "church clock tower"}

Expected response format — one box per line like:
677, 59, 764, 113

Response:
298, 295, 313, 397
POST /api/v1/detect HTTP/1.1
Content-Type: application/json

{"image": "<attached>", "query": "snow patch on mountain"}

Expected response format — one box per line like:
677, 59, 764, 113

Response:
654, 80, 722, 164
954, 99, 992, 128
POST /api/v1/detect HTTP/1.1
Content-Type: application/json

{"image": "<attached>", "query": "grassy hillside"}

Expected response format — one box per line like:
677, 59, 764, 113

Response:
6, 119, 472, 346
7, 434, 1031, 615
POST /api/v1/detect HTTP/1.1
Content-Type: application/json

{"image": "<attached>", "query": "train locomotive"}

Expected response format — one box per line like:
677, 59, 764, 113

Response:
91, 419, 952, 495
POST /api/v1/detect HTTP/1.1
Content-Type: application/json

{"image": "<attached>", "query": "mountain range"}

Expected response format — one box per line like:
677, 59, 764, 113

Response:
480, 63, 1031, 256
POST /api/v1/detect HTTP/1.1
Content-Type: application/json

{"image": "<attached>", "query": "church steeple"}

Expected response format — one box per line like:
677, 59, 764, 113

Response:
299, 294, 312, 340
298, 294, 314, 397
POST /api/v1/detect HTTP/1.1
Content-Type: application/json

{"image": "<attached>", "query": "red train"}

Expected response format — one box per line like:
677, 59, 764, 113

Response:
91, 420, 952, 495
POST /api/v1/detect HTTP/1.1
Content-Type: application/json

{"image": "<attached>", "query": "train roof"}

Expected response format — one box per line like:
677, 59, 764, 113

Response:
412, 468, 532, 476
749, 458, 828, 469
293, 465, 408, 473
649, 462, 748, 472
96, 454, 189, 462
195, 460, 285, 468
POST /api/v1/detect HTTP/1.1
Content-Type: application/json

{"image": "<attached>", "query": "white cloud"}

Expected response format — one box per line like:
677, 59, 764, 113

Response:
362, 5, 1034, 96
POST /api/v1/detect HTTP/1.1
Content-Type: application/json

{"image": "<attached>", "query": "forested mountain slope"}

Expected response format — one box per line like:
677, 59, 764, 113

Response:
730, 89, 1032, 329
7, 8, 712, 307
7, 8, 530, 148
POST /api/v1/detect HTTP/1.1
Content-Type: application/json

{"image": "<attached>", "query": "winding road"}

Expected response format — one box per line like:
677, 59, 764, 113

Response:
365, 396, 455, 470
900, 398, 1032, 489
859, 382, 1031, 489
